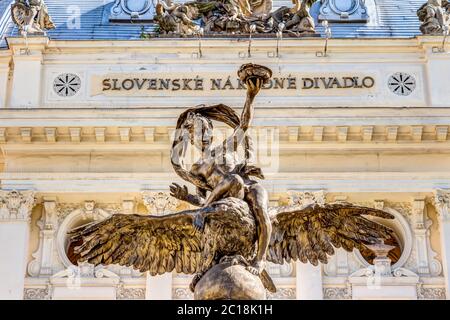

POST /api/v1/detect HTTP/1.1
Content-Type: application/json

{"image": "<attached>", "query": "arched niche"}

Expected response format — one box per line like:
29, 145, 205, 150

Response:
354, 207, 413, 270
56, 207, 110, 268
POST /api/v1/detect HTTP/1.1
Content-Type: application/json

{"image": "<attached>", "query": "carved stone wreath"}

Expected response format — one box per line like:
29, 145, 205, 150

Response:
53, 73, 81, 97
388, 73, 416, 96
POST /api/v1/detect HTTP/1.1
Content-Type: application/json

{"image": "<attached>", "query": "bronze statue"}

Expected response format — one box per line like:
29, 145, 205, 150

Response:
11, 0, 55, 36
69, 64, 395, 300
417, 0, 450, 35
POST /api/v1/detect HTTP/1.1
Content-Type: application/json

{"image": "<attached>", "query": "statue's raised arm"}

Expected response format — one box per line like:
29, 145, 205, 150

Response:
214, 64, 272, 158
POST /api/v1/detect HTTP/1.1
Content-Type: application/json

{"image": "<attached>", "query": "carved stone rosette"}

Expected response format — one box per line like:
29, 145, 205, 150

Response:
0, 190, 36, 222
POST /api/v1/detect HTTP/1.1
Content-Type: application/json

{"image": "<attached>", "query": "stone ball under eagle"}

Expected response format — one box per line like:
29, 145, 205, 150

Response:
194, 262, 266, 300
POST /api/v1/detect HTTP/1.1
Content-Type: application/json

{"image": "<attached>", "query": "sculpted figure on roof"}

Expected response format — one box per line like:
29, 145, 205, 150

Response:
11, 0, 55, 36
417, 0, 450, 35
152, 0, 318, 37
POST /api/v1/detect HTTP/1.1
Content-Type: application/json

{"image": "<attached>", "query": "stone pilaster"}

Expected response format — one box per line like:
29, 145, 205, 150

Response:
296, 262, 323, 300
0, 190, 36, 299
28, 197, 58, 277
289, 191, 326, 300
0, 55, 10, 108
141, 191, 178, 300
8, 37, 48, 108
433, 189, 450, 299
412, 198, 431, 275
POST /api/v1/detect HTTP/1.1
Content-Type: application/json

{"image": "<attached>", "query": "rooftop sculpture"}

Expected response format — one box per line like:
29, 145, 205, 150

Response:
153, 0, 317, 37
69, 63, 395, 300
11, 0, 55, 36
417, 0, 450, 35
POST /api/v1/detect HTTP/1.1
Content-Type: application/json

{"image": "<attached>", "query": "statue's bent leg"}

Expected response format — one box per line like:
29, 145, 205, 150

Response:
204, 174, 245, 207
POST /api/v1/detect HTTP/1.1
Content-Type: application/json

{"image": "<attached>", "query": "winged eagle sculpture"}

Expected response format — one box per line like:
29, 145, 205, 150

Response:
69, 64, 394, 300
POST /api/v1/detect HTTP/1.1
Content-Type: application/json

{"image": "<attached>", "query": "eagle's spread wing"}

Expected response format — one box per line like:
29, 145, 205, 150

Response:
69, 212, 203, 275
267, 202, 395, 266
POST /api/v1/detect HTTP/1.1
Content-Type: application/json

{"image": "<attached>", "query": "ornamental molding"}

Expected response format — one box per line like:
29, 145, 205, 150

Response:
142, 191, 179, 215
323, 283, 352, 300
0, 190, 36, 222
350, 266, 418, 279
173, 287, 194, 300
267, 287, 296, 300
23, 287, 52, 300
267, 262, 295, 278
434, 189, 450, 221
1, 125, 449, 145
417, 283, 446, 300
287, 190, 326, 206
116, 283, 145, 300
50, 262, 120, 288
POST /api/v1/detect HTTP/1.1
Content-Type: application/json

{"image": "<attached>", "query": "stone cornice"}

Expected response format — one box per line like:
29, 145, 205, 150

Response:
40, 37, 422, 50
0, 124, 448, 146
0, 37, 431, 62
3, 172, 448, 193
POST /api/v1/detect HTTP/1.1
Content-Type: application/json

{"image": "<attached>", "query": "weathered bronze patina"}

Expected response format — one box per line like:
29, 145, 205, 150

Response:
69, 63, 395, 300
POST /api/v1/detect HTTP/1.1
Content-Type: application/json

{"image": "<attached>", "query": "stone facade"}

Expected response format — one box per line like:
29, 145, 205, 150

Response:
1, 1, 450, 300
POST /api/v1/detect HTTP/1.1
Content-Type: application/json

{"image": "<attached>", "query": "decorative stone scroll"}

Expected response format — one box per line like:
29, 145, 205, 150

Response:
23, 287, 51, 300
323, 283, 352, 300
417, 283, 446, 299
0, 190, 36, 222
51, 261, 120, 280
267, 287, 296, 300
173, 287, 194, 300
116, 284, 146, 300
